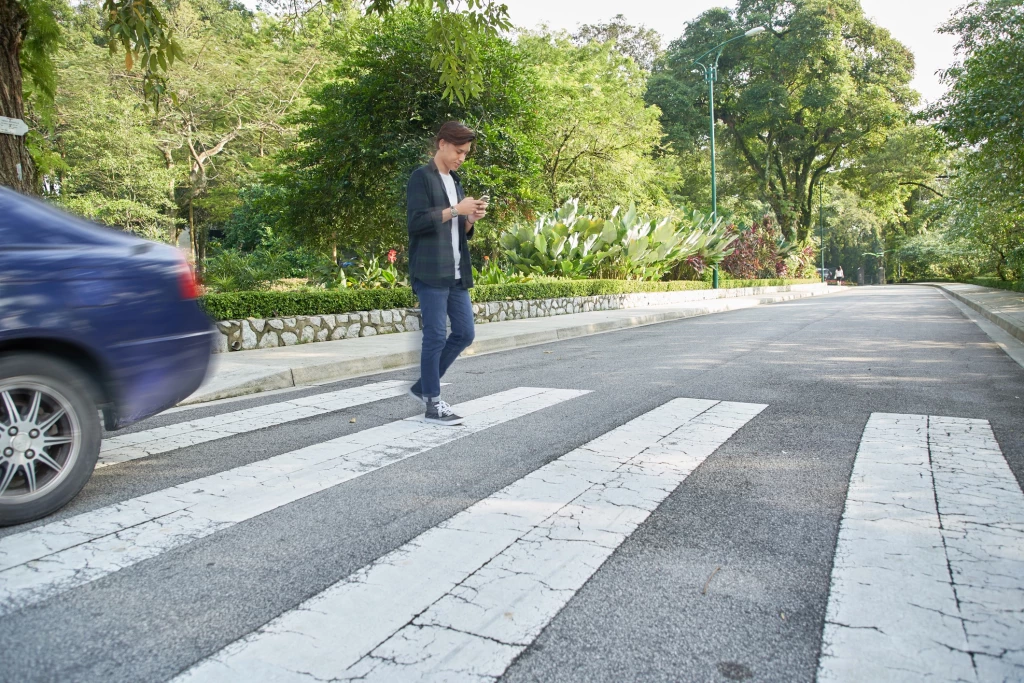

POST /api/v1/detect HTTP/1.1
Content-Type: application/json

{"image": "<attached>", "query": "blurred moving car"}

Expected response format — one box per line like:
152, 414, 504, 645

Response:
0, 188, 215, 525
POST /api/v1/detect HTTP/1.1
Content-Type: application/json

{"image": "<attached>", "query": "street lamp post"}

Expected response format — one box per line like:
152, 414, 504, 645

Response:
692, 26, 766, 289
819, 176, 825, 283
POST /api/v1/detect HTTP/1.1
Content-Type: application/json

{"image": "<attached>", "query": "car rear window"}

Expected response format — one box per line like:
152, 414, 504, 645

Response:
0, 190, 138, 248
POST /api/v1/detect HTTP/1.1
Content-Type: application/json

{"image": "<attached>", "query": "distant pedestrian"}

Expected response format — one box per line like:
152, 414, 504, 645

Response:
835, 265, 844, 286
405, 121, 488, 425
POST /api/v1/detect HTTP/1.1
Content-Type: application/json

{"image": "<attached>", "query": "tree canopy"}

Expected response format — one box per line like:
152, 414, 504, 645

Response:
931, 0, 1024, 280
4, 0, 1018, 288
272, 7, 541, 256
648, 0, 918, 242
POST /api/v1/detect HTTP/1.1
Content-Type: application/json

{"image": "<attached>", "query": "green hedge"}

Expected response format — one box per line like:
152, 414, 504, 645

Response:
200, 278, 817, 320
968, 277, 1024, 293
200, 289, 417, 321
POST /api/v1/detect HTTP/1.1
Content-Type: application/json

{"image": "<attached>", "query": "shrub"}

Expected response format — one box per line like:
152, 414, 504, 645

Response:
200, 289, 417, 320
497, 200, 737, 281
200, 278, 816, 319
968, 277, 1024, 293
720, 215, 815, 280
203, 249, 294, 293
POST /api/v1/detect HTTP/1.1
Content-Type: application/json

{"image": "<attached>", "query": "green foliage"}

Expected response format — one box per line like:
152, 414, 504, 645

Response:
498, 200, 608, 279
306, 252, 410, 290
344, 256, 410, 289
90, 0, 509, 111
897, 230, 985, 281
102, 0, 184, 110
497, 199, 736, 281
519, 32, 669, 214
473, 277, 811, 301
221, 185, 289, 251
203, 248, 294, 292
571, 13, 663, 72
932, 0, 1024, 283
364, 0, 513, 104
19, 0, 62, 120
274, 7, 540, 254
44, 12, 178, 240
471, 258, 533, 285
935, 0, 1024, 188
199, 277, 815, 319
200, 288, 417, 319
943, 154, 1023, 280
968, 277, 1024, 293
648, 0, 917, 241
32, 0, 322, 252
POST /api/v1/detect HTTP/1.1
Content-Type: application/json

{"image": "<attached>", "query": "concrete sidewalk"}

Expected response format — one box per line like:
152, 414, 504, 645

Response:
927, 283, 1024, 343
181, 284, 837, 405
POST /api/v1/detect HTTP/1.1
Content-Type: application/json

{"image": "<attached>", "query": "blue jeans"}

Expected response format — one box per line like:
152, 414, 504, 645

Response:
412, 279, 475, 399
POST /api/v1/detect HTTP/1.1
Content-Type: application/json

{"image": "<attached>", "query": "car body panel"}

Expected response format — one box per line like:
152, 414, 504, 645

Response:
0, 187, 214, 429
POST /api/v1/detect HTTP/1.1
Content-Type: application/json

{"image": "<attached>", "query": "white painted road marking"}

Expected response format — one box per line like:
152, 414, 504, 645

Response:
175, 398, 766, 682
929, 416, 1024, 680
0, 387, 588, 617
819, 413, 1024, 683
98, 380, 418, 467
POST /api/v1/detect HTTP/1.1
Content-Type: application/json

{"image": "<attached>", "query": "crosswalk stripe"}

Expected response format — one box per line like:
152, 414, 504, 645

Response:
928, 416, 1024, 681
0, 387, 588, 617
174, 398, 766, 683
818, 413, 1024, 683
98, 380, 418, 468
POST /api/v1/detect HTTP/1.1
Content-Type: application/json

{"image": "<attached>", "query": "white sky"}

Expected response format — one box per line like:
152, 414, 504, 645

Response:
502, 0, 963, 106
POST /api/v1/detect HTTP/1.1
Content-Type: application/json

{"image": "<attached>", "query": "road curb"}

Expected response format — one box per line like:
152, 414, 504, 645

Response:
181, 287, 829, 405
923, 284, 1024, 343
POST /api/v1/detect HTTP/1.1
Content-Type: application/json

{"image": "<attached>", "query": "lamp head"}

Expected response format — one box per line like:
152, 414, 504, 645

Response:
745, 27, 767, 37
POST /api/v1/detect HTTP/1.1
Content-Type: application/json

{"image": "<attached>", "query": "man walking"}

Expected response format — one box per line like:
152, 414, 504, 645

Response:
406, 121, 488, 425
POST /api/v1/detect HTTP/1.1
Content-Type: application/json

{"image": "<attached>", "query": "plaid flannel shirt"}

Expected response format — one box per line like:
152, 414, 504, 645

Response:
406, 159, 475, 289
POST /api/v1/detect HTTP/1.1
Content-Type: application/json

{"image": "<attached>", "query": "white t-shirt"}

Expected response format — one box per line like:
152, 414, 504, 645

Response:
440, 172, 461, 278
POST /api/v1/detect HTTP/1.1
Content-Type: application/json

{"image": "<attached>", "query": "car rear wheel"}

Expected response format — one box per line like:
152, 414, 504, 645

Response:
0, 354, 102, 526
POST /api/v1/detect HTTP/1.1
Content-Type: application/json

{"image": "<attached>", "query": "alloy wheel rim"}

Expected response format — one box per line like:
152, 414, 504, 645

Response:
0, 379, 81, 504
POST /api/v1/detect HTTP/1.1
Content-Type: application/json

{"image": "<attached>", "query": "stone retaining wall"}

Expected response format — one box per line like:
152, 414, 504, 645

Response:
213, 284, 822, 353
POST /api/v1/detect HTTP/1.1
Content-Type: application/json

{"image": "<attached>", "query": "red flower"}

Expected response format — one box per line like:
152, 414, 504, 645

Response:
484, 255, 490, 261
387, 249, 397, 264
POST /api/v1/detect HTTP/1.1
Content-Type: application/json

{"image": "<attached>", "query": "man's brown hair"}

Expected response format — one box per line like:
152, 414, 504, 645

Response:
435, 121, 476, 150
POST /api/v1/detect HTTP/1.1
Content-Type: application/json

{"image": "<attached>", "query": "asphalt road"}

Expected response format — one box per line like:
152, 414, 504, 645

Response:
1, 285, 1021, 683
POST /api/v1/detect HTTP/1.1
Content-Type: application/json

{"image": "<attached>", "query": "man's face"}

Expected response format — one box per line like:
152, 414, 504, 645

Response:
438, 139, 472, 171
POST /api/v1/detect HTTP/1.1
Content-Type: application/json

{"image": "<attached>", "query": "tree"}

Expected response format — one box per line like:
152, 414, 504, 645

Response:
48, 32, 177, 239
1, 0, 59, 192
272, 7, 541, 258
572, 14, 662, 71
1, 0, 510, 193
520, 31, 668, 214
648, 0, 917, 242
932, 0, 1024, 281
149, 0, 322, 268
29, 0, 321, 267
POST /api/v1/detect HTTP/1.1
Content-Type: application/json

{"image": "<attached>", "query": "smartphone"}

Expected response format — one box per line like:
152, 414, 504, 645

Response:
480, 193, 490, 203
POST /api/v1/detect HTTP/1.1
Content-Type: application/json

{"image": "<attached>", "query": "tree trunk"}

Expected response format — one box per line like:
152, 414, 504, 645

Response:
0, 0, 35, 193
188, 198, 197, 266
158, 144, 178, 244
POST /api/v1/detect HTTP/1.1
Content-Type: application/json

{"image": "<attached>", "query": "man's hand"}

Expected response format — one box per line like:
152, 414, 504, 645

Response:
456, 197, 481, 217
467, 198, 488, 227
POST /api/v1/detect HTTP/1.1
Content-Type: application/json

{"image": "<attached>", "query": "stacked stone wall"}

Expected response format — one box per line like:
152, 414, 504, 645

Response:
213, 284, 820, 353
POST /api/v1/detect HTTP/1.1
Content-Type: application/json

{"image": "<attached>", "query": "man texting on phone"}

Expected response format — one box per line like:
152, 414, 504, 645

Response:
406, 121, 488, 424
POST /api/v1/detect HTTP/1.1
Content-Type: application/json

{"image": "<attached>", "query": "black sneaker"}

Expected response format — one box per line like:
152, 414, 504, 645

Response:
408, 381, 427, 404
424, 399, 464, 425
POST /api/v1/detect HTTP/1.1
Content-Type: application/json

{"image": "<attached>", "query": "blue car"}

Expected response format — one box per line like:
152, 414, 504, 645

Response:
0, 188, 215, 525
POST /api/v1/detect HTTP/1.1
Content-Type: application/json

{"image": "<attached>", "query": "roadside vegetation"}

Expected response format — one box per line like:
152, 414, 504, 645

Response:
5, 0, 1021, 295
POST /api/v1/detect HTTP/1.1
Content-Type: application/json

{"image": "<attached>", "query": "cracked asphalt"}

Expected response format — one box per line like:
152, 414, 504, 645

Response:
0, 285, 1021, 683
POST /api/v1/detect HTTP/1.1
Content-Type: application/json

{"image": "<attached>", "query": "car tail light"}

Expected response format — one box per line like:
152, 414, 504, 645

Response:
178, 260, 201, 299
